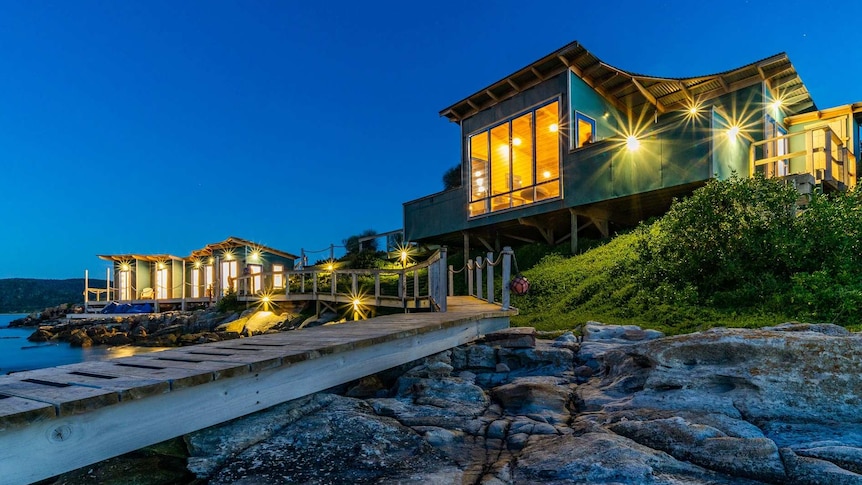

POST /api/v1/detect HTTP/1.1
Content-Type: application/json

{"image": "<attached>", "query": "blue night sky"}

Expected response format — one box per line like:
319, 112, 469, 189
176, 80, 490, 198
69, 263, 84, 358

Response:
2, 0, 861, 279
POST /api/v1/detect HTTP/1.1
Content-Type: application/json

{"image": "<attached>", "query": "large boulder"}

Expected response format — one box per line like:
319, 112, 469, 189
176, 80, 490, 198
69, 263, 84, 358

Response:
512, 432, 750, 484
490, 376, 574, 424
207, 395, 454, 484
620, 328, 862, 423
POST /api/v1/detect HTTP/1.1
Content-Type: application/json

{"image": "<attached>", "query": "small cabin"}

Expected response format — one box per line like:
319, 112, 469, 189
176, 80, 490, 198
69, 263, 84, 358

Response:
89, 236, 297, 312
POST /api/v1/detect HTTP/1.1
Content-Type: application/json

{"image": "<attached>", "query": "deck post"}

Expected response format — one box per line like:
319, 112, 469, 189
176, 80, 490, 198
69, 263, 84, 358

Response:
475, 256, 483, 300
806, 130, 815, 178
437, 247, 448, 312
467, 261, 474, 297
181, 261, 186, 311
214, 256, 221, 303
105, 267, 110, 302
463, 232, 470, 288
351, 273, 358, 295
301, 272, 305, 293
374, 273, 381, 304
84, 270, 89, 313
313, 272, 318, 297
570, 210, 578, 255
501, 246, 512, 311
486, 251, 494, 304
331, 271, 337, 297
824, 128, 833, 182
413, 268, 420, 305
448, 266, 454, 297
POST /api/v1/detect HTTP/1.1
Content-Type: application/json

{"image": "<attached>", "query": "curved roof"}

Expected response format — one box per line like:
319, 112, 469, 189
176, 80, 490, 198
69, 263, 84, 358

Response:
440, 41, 816, 122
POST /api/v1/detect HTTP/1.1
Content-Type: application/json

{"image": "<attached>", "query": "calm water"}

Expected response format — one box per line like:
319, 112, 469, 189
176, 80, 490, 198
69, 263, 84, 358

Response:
0, 313, 165, 374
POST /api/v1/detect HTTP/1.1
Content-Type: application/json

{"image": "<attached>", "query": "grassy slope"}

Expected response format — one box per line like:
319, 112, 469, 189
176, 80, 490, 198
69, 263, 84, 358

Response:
509, 233, 795, 335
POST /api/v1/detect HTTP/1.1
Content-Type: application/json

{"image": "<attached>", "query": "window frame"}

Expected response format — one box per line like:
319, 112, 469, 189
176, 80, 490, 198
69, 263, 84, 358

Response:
574, 112, 597, 149
273, 264, 284, 289
466, 97, 562, 218
191, 268, 201, 298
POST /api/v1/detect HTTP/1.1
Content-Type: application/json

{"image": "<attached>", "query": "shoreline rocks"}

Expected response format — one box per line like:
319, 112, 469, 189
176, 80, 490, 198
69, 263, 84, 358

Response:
45, 321, 862, 484
18, 307, 299, 348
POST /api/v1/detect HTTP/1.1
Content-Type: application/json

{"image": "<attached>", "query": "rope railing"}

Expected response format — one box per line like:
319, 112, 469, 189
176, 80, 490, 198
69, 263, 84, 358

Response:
447, 247, 513, 310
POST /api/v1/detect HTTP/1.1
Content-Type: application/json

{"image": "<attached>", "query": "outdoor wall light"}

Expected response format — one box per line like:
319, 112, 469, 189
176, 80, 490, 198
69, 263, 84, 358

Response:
626, 135, 640, 151
727, 126, 740, 138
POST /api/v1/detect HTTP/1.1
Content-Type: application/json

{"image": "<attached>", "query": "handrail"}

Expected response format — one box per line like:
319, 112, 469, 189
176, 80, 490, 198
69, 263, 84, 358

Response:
750, 123, 857, 189
230, 248, 449, 313
451, 246, 513, 311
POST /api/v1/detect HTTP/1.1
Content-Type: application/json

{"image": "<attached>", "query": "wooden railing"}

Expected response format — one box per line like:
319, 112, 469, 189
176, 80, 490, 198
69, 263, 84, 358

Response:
750, 125, 857, 189
448, 246, 514, 311
233, 248, 450, 312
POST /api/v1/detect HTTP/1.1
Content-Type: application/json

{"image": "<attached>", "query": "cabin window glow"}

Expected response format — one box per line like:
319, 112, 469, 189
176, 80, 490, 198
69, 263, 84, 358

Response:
118, 267, 131, 301
248, 264, 262, 294
273, 264, 284, 288
191, 269, 201, 298
575, 112, 596, 148
468, 100, 560, 217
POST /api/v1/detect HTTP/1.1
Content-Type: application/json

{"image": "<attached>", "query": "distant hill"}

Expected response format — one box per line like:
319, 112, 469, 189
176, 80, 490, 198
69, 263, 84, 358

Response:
0, 278, 106, 313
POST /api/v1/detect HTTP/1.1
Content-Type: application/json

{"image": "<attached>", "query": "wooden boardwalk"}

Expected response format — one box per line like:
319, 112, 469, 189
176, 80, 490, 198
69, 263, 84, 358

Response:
0, 297, 513, 484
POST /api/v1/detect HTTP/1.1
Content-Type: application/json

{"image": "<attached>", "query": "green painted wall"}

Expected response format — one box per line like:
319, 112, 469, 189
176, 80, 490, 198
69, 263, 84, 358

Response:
171, 261, 184, 298
568, 72, 621, 144
404, 77, 768, 242
712, 109, 751, 179
135, 260, 151, 298
404, 189, 464, 241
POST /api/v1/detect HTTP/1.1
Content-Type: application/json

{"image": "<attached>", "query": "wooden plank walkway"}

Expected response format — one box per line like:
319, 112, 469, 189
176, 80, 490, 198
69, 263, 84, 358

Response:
0, 297, 513, 484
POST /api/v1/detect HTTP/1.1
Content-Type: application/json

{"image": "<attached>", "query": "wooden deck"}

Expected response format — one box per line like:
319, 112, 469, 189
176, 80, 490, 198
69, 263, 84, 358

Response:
0, 297, 513, 484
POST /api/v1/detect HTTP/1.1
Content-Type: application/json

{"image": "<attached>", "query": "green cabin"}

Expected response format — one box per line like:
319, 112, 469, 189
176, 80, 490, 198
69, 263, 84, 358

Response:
95, 236, 297, 310
403, 41, 860, 253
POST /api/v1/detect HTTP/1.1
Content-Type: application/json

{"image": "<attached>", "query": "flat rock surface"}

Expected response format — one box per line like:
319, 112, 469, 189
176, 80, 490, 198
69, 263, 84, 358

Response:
48, 323, 862, 484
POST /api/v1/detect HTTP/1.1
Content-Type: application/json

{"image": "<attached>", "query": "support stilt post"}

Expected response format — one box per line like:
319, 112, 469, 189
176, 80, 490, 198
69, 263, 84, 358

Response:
84, 270, 89, 313
570, 210, 578, 255
501, 246, 512, 311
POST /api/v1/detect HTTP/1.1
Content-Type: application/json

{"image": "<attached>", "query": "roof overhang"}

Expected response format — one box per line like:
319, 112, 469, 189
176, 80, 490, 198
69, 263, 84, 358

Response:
785, 102, 862, 126
440, 41, 817, 123
98, 254, 186, 263
188, 236, 298, 260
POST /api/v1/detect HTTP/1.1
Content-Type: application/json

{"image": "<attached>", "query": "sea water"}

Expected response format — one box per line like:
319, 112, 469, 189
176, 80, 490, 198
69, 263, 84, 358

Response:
0, 313, 165, 374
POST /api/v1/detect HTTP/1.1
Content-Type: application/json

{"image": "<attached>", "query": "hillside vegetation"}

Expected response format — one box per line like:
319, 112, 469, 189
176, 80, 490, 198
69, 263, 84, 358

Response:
511, 175, 862, 334
0, 278, 104, 313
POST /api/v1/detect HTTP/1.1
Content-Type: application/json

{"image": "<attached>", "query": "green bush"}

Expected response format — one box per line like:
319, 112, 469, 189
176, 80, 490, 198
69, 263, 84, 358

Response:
512, 176, 862, 332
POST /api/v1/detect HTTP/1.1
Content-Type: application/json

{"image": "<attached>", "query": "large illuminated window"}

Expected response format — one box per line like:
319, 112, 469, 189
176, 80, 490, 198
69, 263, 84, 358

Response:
273, 264, 285, 288
191, 269, 201, 298
118, 269, 131, 301
469, 100, 560, 216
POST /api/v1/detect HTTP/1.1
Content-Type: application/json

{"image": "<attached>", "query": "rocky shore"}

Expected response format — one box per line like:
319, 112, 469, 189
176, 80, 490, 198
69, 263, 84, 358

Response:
12, 305, 300, 348
44, 321, 862, 484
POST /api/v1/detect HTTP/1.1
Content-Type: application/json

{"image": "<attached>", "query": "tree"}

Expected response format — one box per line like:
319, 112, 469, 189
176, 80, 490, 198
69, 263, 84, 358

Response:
343, 229, 378, 254
443, 164, 461, 190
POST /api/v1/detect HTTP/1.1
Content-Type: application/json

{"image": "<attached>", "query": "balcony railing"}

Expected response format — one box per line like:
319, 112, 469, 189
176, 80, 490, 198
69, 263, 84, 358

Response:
750, 125, 857, 190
